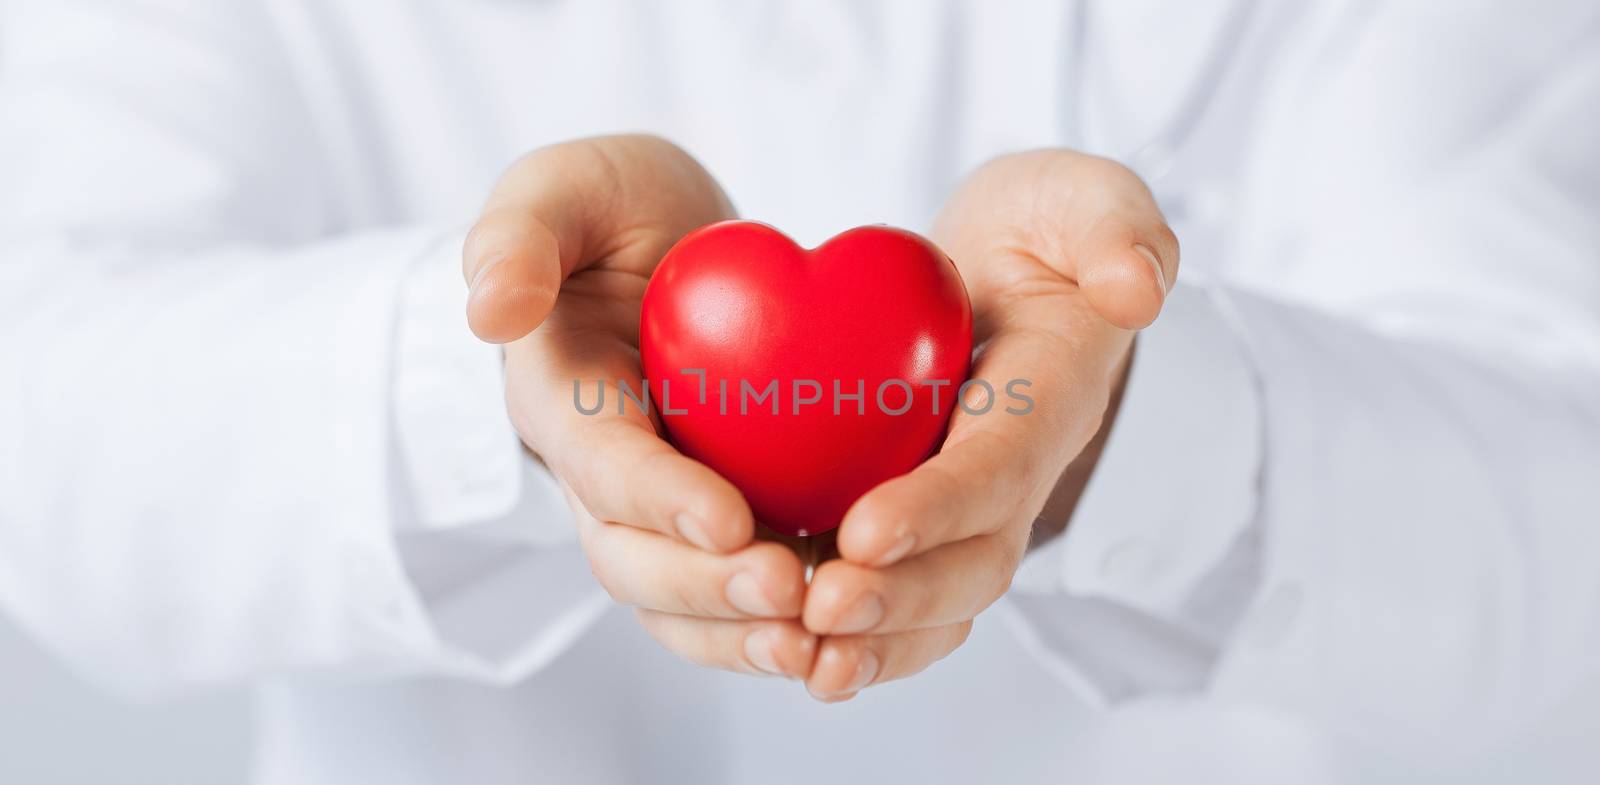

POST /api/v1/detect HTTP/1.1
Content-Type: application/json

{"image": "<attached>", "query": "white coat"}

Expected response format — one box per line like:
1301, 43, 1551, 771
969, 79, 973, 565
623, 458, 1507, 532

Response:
2, 1, 1599, 783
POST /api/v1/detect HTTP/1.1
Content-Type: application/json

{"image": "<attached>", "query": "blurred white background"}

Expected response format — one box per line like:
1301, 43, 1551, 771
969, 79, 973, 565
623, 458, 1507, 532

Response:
6, 601, 1600, 784
0, 22, 251, 785
0, 616, 250, 784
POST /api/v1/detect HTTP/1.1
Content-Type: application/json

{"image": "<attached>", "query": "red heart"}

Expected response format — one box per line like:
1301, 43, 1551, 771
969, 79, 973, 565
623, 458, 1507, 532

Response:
640, 221, 972, 537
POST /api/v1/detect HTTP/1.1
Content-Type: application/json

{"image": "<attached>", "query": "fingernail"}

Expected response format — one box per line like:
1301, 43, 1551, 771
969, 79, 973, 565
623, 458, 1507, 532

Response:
1134, 244, 1168, 294
847, 649, 880, 692
726, 572, 779, 617
743, 629, 782, 676
810, 689, 858, 704
873, 534, 916, 567
834, 592, 884, 634
674, 512, 716, 551
811, 649, 880, 699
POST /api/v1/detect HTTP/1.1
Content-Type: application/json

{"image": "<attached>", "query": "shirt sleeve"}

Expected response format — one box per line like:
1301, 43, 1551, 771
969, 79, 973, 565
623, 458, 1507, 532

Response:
388, 230, 608, 683
0, 0, 601, 694
1007, 277, 1264, 706
1007, 2, 1600, 749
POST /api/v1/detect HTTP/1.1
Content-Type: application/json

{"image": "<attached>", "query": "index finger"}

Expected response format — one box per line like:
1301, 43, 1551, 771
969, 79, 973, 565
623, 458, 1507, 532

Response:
505, 330, 756, 553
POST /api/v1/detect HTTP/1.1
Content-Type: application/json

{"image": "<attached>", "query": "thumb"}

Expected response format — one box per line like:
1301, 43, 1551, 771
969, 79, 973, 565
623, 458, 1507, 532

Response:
461, 135, 734, 344
934, 150, 1180, 332
1075, 213, 1179, 330
462, 208, 566, 344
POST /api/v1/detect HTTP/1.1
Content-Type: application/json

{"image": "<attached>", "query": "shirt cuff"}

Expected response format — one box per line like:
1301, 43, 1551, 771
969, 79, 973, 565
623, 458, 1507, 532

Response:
392, 228, 565, 540
1008, 276, 1266, 698
381, 229, 601, 682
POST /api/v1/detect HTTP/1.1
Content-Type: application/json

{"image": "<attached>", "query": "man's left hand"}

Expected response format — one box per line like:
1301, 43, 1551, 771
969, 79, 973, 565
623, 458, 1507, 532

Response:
800, 150, 1179, 701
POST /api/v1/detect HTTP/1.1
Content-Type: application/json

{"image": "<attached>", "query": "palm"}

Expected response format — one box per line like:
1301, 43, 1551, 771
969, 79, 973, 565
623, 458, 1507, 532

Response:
468, 136, 819, 683
799, 149, 1177, 700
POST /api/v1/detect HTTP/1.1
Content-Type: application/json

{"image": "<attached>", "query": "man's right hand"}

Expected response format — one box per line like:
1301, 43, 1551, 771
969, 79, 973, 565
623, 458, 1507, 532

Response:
463, 135, 815, 679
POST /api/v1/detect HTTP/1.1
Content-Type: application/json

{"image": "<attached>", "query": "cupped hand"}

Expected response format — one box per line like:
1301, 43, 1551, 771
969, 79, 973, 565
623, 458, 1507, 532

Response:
464, 135, 815, 679
800, 150, 1179, 701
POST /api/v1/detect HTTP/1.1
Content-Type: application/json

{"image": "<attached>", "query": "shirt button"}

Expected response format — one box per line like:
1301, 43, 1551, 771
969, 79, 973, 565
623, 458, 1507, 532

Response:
1099, 539, 1158, 588
1245, 583, 1304, 649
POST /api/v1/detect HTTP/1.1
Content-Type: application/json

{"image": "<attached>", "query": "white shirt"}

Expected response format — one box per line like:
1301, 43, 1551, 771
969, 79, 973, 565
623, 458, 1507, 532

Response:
2, 1, 1599, 783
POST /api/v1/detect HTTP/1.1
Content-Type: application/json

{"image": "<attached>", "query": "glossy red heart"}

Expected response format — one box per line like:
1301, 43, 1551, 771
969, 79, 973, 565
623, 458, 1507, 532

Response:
640, 221, 972, 537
